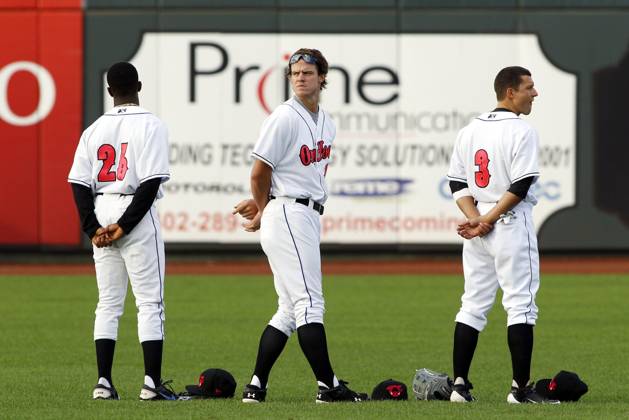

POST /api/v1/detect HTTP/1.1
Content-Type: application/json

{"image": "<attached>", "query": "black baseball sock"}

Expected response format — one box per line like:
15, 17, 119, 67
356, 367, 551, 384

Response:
297, 323, 335, 388
141, 340, 163, 387
453, 322, 479, 382
252, 325, 289, 389
507, 323, 534, 389
95, 339, 116, 385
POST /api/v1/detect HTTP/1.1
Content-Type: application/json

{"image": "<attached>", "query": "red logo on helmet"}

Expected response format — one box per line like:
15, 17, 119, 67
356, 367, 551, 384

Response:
386, 384, 402, 397
199, 374, 205, 387
549, 378, 557, 391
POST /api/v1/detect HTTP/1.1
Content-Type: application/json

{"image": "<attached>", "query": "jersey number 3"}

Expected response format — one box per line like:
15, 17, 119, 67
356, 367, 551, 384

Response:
98, 143, 129, 182
474, 149, 491, 188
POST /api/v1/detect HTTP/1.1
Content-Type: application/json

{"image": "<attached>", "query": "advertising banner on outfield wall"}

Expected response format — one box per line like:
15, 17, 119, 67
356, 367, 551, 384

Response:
107, 33, 576, 244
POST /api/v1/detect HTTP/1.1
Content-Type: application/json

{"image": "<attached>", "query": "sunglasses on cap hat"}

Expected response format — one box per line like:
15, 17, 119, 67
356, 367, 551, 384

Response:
289, 53, 318, 65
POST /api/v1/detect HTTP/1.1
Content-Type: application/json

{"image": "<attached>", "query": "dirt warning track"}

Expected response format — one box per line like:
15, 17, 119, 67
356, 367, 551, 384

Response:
0, 255, 627, 276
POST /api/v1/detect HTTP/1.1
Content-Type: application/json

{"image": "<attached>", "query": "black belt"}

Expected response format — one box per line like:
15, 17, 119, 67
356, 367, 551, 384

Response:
269, 195, 324, 215
96, 192, 134, 196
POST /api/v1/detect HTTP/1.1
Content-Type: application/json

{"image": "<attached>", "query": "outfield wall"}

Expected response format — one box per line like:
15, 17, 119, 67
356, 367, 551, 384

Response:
1, 1, 629, 251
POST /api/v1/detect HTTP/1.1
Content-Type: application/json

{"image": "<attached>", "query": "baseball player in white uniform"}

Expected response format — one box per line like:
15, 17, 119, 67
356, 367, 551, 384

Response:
447, 66, 556, 404
68, 62, 177, 401
233, 48, 367, 403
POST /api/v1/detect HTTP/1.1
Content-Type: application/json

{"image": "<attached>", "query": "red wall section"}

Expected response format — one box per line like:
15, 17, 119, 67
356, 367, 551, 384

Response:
39, 0, 82, 8
0, 4, 82, 246
39, 11, 83, 245
0, 1, 37, 7
0, 12, 39, 244
0, 1, 82, 9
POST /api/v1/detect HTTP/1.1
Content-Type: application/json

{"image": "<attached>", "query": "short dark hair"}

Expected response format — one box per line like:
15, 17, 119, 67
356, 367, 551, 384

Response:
285, 48, 329, 90
494, 66, 531, 100
106, 62, 139, 96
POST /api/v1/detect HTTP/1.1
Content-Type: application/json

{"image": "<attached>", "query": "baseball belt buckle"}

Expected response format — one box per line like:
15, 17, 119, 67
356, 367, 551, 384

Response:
311, 200, 324, 215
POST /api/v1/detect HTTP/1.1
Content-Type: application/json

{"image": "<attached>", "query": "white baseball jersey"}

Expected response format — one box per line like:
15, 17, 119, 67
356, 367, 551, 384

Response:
447, 111, 540, 204
448, 109, 542, 331
252, 96, 335, 204
67, 104, 170, 343
68, 106, 170, 197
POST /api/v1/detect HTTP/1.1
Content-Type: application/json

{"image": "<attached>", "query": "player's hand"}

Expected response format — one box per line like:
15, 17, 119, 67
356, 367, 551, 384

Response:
92, 227, 112, 248
104, 223, 125, 242
243, 212, 262, 232
457, 217, 493, 239
457, 223, 493, 239
232, 199, 258, 220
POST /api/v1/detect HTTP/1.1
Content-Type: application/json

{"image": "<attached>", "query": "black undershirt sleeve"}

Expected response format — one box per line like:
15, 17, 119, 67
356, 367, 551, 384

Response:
449, 180, 468, 195
117, 178, 162, 234
508, 176, 534, 199
71, 183, 100, 239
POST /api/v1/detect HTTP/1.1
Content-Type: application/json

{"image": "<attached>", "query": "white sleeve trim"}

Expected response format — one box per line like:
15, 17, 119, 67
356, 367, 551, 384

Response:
453, 188, 473, 201
512, 172, 540, 183
251, 152, 275, 169
140, 173, 170, 183
447, 174, 467, 182
68, 178, 91, 188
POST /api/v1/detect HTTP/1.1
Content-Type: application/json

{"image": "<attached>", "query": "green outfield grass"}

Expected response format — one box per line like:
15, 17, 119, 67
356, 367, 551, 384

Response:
0, 272, 627, 419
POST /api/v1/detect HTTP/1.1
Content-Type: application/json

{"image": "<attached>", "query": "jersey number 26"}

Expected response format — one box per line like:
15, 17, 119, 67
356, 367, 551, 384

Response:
98, 143, 129, 182
474, 149, 491, 188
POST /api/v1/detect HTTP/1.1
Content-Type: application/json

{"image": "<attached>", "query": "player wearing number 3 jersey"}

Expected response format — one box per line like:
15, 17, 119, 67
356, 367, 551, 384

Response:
446, 66, 554, 404
68, 62, 176, 401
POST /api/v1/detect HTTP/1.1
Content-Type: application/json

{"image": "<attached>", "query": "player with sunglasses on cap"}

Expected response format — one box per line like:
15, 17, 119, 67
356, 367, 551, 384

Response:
233, 48, 367, 403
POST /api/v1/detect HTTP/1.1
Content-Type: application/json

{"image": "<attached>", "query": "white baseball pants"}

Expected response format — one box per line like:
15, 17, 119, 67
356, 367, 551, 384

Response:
455, 201, 539, 331
260, 197, 325, 337
92, 194, 166, 343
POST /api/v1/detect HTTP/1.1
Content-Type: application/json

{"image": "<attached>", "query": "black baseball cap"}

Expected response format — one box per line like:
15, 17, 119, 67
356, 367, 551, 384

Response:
371, 379, 408, 401
535, 370, 588, 402
185, 368, 236, 398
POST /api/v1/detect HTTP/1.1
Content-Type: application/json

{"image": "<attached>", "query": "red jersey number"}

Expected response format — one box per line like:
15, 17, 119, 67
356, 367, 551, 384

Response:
116, 143, 129, 180
97, 143, 129, 182
474, 149, 491, 188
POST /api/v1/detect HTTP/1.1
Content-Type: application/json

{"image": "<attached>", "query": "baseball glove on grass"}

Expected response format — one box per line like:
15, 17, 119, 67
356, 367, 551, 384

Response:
412, 368, 453, 400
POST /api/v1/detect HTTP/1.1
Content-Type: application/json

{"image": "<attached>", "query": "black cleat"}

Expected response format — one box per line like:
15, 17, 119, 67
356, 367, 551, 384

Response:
507, 381, 560, 404
93, 383, 120, 400
139, 379, 178, 401
450, 377, 475, 403
316, 380, 368, 403
242, 384, 267, 403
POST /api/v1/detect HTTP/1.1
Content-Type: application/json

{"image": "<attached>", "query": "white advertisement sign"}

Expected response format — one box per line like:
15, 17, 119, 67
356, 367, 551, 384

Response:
107, 33, 576, 244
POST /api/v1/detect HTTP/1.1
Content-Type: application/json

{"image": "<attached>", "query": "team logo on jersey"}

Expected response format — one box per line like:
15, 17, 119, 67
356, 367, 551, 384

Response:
299, 140, 331, 166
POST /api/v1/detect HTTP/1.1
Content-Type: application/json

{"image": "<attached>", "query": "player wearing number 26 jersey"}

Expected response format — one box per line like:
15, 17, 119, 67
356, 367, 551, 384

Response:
446, 66, 555, 405
69, 106, 169, 197
68, 62, 176, 401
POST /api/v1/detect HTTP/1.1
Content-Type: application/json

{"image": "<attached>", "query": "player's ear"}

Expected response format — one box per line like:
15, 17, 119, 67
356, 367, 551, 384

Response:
107, 86, 114, 98
137, 81, 142, 93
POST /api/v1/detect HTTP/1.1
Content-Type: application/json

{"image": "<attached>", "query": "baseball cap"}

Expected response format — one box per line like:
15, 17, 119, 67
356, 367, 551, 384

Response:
185, 368, 236, 398
371, 379, 408, 400
535, 370, 588, 401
